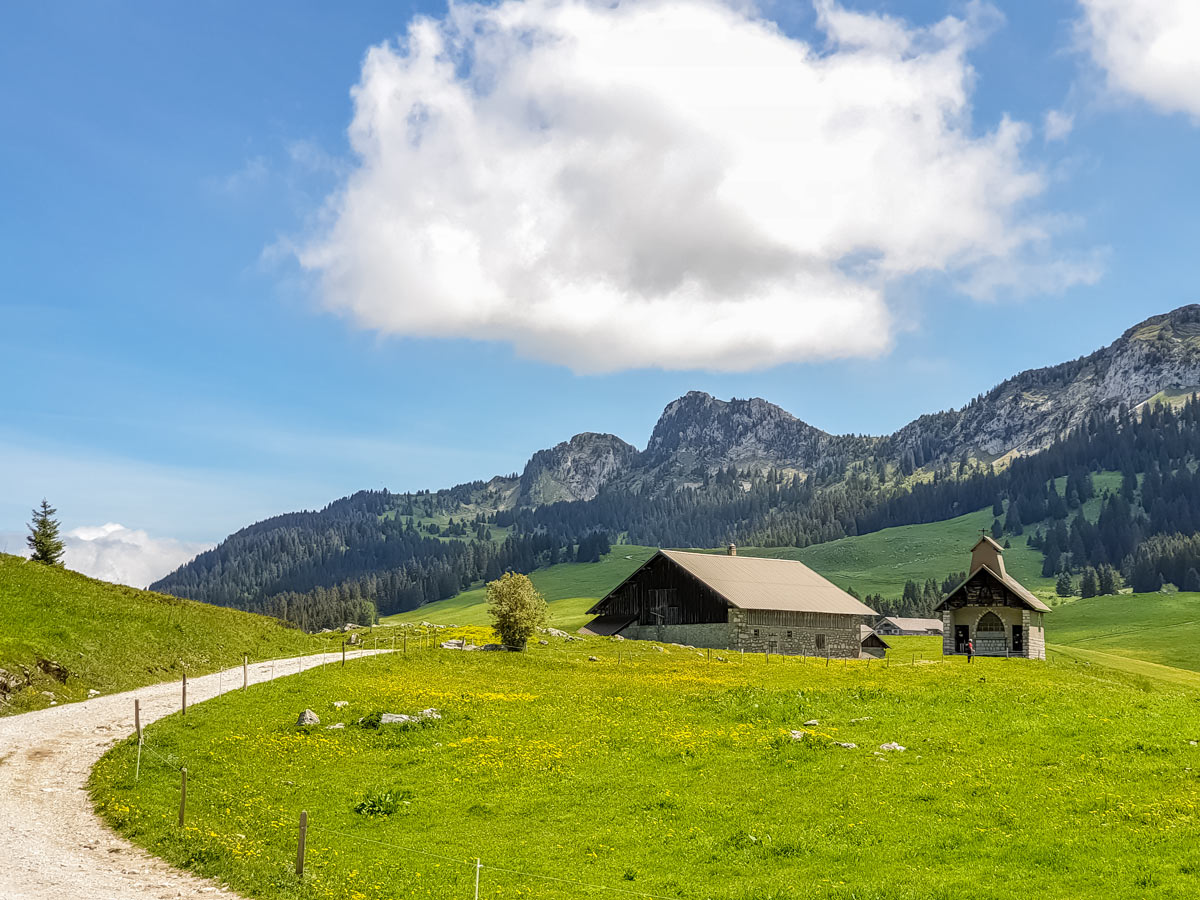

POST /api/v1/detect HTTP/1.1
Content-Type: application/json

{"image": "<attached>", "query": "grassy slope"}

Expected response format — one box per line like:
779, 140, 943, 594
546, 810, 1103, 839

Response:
380, 546, 658, 630
93, 633, 1200, 900
1050, 591, 1200, 673
735, 507, 1054, 598
0, 554, 329, 715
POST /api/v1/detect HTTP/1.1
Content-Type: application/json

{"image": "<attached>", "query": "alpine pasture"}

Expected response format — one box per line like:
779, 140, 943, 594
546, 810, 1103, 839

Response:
92, 627, 1200, 900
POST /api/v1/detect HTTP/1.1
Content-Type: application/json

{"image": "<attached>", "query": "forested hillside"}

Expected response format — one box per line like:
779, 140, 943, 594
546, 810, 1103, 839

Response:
153, 306, 1200, 627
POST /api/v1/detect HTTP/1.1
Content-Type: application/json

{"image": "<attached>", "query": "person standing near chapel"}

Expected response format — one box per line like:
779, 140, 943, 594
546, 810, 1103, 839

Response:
967, 639, 974, 663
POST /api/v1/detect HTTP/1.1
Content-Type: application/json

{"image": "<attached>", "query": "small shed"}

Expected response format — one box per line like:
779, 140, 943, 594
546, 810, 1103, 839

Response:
935, 536, 1049, 659
860, 625, 891, 658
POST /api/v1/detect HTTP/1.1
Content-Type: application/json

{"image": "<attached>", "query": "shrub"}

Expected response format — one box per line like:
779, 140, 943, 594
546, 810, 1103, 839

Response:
486, 572, 547, 649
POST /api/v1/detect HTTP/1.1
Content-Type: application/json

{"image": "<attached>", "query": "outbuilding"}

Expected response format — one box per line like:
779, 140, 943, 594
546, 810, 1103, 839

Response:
936, 535, 1049, 659
582, 545, 877, 658
873, 616, 944, 636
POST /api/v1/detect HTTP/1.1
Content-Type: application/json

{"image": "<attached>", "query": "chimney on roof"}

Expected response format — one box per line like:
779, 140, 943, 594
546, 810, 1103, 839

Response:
727, 543, 737, 557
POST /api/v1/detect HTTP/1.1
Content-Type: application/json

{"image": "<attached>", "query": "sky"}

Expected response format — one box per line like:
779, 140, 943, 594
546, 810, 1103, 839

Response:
2, 0, 1199, 586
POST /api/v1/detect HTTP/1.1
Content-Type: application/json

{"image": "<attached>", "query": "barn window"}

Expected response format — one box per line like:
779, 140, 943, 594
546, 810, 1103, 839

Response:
786, 630, 793, 639
977, 612, 1004, 633
753, 628, 760, 637
816, 634, 826, 650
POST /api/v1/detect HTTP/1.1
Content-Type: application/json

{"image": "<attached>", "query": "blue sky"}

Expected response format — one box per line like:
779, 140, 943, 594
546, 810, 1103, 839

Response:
2, 0, 1198, 583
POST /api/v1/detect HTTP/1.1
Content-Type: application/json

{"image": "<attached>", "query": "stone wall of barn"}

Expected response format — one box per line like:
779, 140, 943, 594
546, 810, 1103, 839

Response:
622, 622, 732, 649
622, 610, 864, 657
728, 609, 862, 658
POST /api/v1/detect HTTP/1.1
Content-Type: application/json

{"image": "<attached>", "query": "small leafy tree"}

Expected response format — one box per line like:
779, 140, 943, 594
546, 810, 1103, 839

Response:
486, 572, 547, 649
26, 499, 65, 566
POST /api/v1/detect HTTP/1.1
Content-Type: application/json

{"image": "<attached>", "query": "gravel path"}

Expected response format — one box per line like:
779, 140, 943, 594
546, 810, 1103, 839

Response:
0, 649, 385, 900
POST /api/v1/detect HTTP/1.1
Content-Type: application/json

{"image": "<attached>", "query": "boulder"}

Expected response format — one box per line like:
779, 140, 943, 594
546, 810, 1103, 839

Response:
789, 730, 808, 741
326, 723, 345, 730
87, 689, 100, 698
538, 640, 549, 646
440, 639, 478, 651
341, 623, 360, 632
346, 633, 361, 646
37, 659, 69, 683
803, 719, 819, 727
297, 709, 320, 726
879, 742, 906, 752
835, 742, 857, 749
543, 628, 570, 638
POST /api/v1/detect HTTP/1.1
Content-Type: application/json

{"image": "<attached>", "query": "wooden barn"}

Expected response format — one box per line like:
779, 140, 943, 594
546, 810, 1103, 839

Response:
582, 545, 877, 658
935, 535, 1050, 659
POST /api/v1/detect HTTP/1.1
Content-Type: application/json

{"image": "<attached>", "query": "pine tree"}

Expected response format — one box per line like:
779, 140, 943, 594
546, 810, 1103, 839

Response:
1186, 568, 1200, 593
992, 496, 1004, 517
26, 499, 65, 566
1004, 500, 1023, 536
1097, 564, 1117, 596
1055, 571, 1074, 597
1080, 567, 1098, 599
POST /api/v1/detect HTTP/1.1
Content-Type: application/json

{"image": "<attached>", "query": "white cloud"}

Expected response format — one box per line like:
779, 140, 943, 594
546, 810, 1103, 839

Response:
1044, 109, 1074, 141
1077, 0, 1200, 120
299, 0, 1087, 373
61, 524, 212, 589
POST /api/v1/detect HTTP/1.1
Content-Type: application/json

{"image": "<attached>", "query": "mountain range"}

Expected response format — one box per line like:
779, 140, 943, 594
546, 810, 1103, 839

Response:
154, 305, 1200, 623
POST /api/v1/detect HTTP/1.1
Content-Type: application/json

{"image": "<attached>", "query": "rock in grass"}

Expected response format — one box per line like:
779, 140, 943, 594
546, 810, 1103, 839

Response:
332, 700, 348, 709
481, 643, 506, 651
879, 742, 906, 752
588, 656, 599, 662
327, 723, 344, 730
836, 742, 857, 749
803, 719, 819, 727
297, 709, 320, 726
87, 689, 100, 698
789, 730, 808, 740
538, 640, 549, 646
542, 628, 570, 638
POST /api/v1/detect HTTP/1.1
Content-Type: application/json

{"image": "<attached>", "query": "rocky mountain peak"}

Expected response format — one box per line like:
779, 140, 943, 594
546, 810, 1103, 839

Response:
517, 432, 638, 506
643, 391, 830, 471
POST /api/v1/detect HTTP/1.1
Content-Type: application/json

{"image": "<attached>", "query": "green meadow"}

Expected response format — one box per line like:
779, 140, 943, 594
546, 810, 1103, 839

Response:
0, 554, 331, 715
381, 546, 658, 630
92, 629, 1200, 900
1051, 591, 1200, 673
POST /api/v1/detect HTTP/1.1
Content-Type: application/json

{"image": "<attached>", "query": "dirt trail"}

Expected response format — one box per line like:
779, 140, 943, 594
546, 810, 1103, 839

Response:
0, 649, 383, 900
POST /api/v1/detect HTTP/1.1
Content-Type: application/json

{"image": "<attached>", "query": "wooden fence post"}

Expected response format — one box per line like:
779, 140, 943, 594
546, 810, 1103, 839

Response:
243, 655, 248, 690
342, 641, 346, 667
296, 810, 308, 876
404, 633, 407, 655
181, 673, 187, 716
178, 768, 187, 827
134, 698, 142, 743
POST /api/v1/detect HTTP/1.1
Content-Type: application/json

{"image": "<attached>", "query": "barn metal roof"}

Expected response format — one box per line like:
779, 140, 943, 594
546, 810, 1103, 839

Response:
656, 550, 878, 616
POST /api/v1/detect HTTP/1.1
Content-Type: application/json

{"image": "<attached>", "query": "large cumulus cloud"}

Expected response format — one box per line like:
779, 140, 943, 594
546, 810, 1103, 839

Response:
300, 0, 1091, 372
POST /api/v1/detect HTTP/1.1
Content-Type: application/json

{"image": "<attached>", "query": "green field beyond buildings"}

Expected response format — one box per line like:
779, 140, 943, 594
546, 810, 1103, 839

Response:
92, 629, 1200, 900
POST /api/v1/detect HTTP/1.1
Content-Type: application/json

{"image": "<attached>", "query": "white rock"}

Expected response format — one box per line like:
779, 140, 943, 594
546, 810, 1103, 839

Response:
296, 709, 320, 726
332, 701, 348, 709
803, 719, 819, 727
326, 723, 345, 730
836, 742, 857, 749
879, 742, 906, 752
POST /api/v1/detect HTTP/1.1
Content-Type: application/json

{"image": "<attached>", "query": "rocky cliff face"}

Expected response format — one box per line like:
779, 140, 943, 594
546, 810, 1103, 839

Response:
517, 433, 638, 505
889, 304, 1200, 462
640, 391, 852, 472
